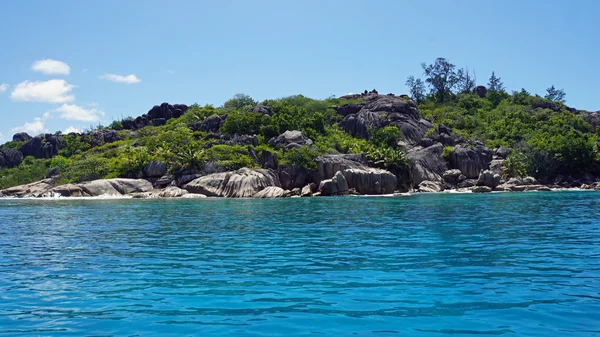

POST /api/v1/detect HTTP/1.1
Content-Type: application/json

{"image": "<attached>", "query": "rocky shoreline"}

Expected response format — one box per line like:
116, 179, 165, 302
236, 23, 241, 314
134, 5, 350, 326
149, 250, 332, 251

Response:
2, 164, 598, 200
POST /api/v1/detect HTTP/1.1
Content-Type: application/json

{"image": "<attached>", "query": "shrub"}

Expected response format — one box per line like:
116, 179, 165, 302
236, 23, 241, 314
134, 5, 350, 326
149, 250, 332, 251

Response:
280, 147, 319, 171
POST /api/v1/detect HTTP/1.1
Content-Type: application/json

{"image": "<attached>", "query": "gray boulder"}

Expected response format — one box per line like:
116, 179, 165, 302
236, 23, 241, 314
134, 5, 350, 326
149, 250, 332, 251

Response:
442, 169, 463, 184
51, 184, 88, 197
77, 179, 153, 196
314, 153, 367, 184
155, 174, 175, 188
0, 148, 24, 168
184, 168, 280, 198
268, 130, 313, 149
449, 144, 493, 179
144, 161, 168, 177
406, 143, 448, 187
341, 167, 397, 195
301, 183, 317, 197
181, 193, 208, 198
472, 186, 492, 193
0, 178, 58, 198
318, 171, 349, 196
418, 180, 444, 193
253, 186, 286, 198
261, 150, 278, 169
158, 186, 189, 198
477, 170, 501, 188
12, 132, 31, 142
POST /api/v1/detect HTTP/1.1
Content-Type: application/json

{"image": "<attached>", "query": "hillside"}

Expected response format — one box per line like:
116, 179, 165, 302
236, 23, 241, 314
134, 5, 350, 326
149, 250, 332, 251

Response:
1, 85, 599, 195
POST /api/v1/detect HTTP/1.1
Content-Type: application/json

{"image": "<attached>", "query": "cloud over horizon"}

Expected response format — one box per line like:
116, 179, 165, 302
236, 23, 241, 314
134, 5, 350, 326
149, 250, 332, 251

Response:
99, 73, 141, 84
11, 114, 49, 135
10, 79, 75, 104
55, 103, 105, 122
31, 59, 71, 75
63, 126, 82, 134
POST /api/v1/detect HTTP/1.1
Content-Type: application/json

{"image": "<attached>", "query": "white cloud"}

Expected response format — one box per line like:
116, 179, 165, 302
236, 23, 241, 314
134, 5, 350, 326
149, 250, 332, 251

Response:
54, 103, 104, 122
10, 79, 75, 103
11, 117, 48, 135
99, 73, 141, 84
31, 59, 71, 75
0, 83, 8, 93
63, 126, 82, 134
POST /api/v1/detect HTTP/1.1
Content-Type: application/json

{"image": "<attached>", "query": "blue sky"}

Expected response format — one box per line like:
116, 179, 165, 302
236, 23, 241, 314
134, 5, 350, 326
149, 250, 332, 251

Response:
1, 0, 598, 143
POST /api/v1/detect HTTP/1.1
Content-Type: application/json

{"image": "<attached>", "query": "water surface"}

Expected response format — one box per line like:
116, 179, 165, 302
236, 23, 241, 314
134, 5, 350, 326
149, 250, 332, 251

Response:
1, 192, 599, 336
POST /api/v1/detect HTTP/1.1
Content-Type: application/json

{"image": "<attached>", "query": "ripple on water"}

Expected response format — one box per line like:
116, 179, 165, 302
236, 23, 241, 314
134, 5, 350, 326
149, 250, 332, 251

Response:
0, 191, 599, 336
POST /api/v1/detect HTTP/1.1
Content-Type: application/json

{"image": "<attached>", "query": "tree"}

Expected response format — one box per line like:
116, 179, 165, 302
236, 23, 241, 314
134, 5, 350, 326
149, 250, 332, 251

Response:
545, 85, 566, 103
458, 68, 476, 94
487, 71, 504, 92
421, 58, 462, 103
223, 93, 257, 111
487, 71, 505, 106
405, 76, 426, 103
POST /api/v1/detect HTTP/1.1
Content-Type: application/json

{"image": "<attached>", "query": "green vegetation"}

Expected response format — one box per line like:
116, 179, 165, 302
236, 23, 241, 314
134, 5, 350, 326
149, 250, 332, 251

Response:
407, 58, 600, 180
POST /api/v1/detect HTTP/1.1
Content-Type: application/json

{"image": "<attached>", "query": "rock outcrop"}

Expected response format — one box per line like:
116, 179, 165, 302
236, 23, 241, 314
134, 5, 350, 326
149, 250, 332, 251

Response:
449, 143, 493, 179
19, 134, 61, 159
86, 130, 122, 147
477, 170, 501, 188
0, 178, 58, 197
342, 167, 397, 195
190, 115, 226, 133
268, 130, 313, 149
122, 103, 189, 130
144, 161, 168, 178
318, 171, 349, 196
77, 179, 153, 196
418, 180, 444, 193
12, 132, 32, 142
337, 94, 432, 144
184, 168, 280, 198
314, 153, 367, 184
253, 186, 286, 198
406, 143, 448, 187
158, 186, 189, 198
0, 148, 24, 168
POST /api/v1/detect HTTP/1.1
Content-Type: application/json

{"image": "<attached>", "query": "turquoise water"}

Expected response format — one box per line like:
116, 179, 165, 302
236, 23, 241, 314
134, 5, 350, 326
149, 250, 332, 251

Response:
0, 192, 599, 336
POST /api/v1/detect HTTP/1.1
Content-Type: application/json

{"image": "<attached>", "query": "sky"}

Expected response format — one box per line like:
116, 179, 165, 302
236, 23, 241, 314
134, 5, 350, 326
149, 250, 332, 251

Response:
1, 0, 599, 143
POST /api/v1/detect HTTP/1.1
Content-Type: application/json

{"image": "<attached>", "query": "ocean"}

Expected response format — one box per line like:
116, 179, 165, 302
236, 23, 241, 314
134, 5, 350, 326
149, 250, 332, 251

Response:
1, 192, 599, 336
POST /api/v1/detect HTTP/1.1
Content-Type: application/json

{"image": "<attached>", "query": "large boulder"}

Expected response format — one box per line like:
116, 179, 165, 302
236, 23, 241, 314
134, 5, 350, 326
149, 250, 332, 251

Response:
184, 168, 280, 198
418, 180, 444, 193
337, 94, 430, 144
191, 115, 226, 133
341, 167, 397, 195
406, 143, 448, 187
442, 169, 464, 184
76, 179, 153, 196
449, 143, 493, 179
261, 150, 278, 170
314, 153, 367, 184
253, 186, 286, 198
86, 130, 122, 147
12, 132, 31, 142
475, 86, 487, 98
18, 134, 61, 159
318, 171, 349, 196
158, 186, 189, 198
144, 161, 168, 178
268, 130, 313, 149
0, 178, 58, 197
477, 170, 501, 188
0, 148, 24, 168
